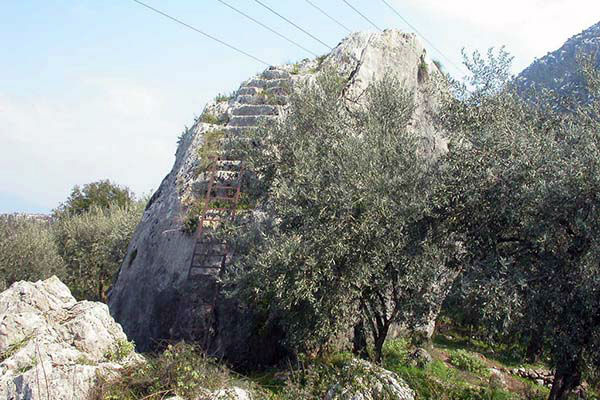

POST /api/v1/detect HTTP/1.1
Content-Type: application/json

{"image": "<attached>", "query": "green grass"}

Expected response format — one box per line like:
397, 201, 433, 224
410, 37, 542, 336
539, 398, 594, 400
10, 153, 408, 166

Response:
200, 112, 220, 125
0, 335, 31, 363
381, 336, 554, 400
433, 331, 526, 367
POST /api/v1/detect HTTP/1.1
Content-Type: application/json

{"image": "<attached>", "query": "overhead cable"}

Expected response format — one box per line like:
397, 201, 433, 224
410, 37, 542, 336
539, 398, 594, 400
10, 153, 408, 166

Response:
303, 0, 352, 34
215, 0, 320, 57
131, 0, 271, 66
253, 0, 334, 50
341, 0, 382, 32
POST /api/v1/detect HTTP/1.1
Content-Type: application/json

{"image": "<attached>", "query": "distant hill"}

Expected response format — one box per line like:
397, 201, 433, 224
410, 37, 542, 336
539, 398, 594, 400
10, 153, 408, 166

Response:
516, 21, 600, 101
0, 213, 53, 224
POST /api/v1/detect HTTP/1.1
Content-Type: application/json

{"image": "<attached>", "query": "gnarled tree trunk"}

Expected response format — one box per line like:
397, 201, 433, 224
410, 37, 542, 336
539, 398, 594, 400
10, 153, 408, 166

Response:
548, 362, 582, 400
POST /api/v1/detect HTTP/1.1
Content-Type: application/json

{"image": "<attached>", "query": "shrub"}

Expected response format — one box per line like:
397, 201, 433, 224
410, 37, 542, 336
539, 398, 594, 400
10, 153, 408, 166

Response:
104, 339, 135, 362
418, 55, 429, 82
383, 338, 412, 369
200, 112, 220, 124
448, 349, 490, 377
92, 342, 261, 400
197, 129, 225, 172
0, 215, 65, 290
215, 92, 233, 103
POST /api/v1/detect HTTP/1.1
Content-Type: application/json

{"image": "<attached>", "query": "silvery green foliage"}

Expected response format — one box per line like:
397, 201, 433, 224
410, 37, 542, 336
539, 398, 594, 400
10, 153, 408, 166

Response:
225, 70, 459, 359
437, 49, 600, 399
54, 202, 144, 302
0, 216, 65, 290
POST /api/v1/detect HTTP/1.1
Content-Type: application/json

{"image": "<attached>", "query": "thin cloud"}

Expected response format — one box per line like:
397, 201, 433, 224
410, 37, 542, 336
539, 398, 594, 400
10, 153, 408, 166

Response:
0, 77, 185, 211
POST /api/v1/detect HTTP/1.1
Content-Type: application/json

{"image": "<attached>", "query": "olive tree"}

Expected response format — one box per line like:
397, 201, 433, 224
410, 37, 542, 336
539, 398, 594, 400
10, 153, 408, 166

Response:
54, 179, 134, 217
436, 48, 600, 400
54, 202, 143, 301
0, 215, 65, 290
226, 71, 459, 361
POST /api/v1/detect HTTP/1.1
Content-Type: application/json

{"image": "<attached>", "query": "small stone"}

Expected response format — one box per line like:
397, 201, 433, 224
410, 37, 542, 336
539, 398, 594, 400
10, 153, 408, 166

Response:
489, 368, 507, 388
409, 348, 433, 368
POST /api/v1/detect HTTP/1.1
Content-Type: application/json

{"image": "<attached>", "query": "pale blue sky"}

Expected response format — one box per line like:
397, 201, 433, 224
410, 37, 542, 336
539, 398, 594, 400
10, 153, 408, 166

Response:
1, 0, 599, 213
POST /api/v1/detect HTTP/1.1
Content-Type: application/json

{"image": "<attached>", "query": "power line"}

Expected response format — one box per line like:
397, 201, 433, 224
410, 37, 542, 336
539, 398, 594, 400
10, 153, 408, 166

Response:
341, 0, 382, 32
215, 0, 320, 57
303, 0, 352, 34
130, 0, 271, 66
253, 0, 333, 50
378, 0, 466, 75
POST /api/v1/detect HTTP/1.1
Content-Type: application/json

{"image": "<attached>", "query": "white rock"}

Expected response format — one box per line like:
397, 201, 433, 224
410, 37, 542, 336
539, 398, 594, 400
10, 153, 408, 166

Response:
0, 277, 140, 400
325, 359, 415, 400
212, 386, 252, 400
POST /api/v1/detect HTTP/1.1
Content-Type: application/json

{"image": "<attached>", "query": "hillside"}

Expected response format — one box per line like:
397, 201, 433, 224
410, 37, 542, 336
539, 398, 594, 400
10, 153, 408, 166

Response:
515, 20, 600, 100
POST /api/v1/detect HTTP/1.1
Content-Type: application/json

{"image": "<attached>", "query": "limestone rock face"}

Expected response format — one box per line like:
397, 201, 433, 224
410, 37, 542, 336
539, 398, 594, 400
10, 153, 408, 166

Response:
0, 276, 139, 400
108, 29, 445, 366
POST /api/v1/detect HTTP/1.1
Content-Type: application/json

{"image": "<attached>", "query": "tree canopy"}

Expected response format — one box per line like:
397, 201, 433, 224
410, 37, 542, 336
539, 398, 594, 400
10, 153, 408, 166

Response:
55, 179, 134, 217
226, 70, 460, 361
436, 48, 600, 400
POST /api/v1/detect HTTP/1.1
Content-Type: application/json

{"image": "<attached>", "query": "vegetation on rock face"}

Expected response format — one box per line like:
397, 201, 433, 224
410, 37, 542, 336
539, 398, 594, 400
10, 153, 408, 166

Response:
436, 48, 600, 400
225, 69, 461, 361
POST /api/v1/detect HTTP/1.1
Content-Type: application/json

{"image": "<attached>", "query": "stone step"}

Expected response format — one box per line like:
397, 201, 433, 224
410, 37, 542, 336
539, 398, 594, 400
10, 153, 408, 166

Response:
224, 126, 257, 136
216, 159, 242, 167
237, 94, 262, 105
265, 86, 291, 97
237, 94, 289, 106
262, 69, 291, 80
246, 78, 290, 89
189, 267, 220, 278
228, 115, 275, 127
231, 104, 277, 116
237, 87, 258, 96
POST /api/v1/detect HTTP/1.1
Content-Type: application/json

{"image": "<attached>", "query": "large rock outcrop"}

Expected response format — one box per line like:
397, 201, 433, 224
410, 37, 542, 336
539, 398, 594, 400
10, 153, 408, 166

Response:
0, 276, 140, 400
108, 30, 445, 366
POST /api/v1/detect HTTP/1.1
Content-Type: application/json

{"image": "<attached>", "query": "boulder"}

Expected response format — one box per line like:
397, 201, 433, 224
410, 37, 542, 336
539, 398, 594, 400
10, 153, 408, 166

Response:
0, 276, 140, 400
325, 359, 415, 400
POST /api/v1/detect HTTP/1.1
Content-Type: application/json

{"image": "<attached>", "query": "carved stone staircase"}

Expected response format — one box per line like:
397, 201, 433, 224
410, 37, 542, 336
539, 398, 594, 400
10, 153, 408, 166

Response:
187, 67, 292, 279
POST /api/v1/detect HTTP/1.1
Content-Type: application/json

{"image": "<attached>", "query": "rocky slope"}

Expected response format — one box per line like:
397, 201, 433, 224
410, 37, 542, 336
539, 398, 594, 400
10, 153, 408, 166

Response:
516, 20, 600, 100
0, 276, 140, 400
108, 29, 446, 366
